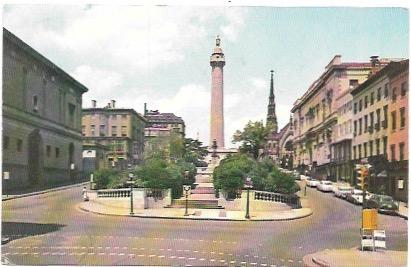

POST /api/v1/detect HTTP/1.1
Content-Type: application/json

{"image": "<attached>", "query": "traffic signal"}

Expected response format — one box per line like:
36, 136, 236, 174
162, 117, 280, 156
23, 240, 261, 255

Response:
355, 165, 368, 190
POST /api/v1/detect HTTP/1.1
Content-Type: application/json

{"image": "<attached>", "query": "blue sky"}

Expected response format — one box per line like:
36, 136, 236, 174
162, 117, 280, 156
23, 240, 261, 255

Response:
3, 5, 409, 146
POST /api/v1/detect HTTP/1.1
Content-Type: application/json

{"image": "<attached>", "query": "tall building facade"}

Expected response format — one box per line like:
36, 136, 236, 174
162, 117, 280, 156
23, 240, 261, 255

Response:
82, 100, 146, 169
210, 36, 225, 148
292, 55, 372, 180
352, 59, 408, 201
2, 28, 88, 192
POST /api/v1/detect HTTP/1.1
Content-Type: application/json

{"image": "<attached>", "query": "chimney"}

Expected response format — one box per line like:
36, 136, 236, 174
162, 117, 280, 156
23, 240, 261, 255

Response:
370, 55, 380, 76
144, 103, 147, 115
91, 100, 96, 108
107, 102, 111, 109
111, 100, 116, 109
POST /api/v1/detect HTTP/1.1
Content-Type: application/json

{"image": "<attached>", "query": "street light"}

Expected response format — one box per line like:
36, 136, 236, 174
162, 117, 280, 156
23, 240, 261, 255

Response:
127, 173, 135, 216
183, 185, 191, 216
244, 176, 253, 219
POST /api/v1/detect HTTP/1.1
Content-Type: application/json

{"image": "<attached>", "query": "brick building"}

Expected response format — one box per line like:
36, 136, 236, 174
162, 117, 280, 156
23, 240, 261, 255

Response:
2, 28, 88, 192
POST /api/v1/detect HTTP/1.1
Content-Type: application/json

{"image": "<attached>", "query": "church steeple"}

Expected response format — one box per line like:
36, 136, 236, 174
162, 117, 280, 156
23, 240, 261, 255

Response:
266, 70, 278, 133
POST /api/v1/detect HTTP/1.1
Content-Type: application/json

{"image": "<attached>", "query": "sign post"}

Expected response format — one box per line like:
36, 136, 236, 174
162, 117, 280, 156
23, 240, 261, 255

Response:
183, 185, 191, 216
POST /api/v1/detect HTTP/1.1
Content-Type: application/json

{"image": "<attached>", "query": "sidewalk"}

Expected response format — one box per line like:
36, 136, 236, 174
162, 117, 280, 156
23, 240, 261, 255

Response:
2, 182, 89, 201
303, 247, 407, 267
78, 201, 312, 221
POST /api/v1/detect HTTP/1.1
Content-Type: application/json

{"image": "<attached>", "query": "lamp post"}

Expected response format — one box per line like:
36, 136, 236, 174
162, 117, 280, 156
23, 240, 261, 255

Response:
127, 173, 135, 216
183, 185, 191, 216
244, 176, 253, 219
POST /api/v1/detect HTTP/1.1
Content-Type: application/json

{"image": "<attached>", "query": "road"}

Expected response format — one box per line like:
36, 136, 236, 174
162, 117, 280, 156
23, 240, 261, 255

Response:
2, 184, 407, 266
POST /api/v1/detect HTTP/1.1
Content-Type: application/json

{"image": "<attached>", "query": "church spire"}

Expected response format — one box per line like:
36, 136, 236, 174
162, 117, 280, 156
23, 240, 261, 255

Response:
266, 70, 278, 133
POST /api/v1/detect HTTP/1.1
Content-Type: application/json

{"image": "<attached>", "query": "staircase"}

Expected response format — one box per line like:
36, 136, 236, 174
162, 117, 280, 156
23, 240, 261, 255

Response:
169, 161, 223, 209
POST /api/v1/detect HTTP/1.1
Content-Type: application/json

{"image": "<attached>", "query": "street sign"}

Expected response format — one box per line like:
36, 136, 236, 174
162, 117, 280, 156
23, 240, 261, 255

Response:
3, 172, 9, 180
183, 185, 191, 192
126, 181, 135, 184
362, 209, 378, 230
90, 173, 94, 183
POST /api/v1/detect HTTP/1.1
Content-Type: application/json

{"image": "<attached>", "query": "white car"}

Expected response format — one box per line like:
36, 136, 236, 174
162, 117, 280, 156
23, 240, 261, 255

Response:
347, 189, 364, 205
306, 178, 320, 187
317, 181, 334, 192
334, 185, 353, 199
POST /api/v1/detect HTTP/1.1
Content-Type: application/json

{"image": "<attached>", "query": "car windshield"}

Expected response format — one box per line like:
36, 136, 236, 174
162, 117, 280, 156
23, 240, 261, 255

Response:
380, 196, 393, 202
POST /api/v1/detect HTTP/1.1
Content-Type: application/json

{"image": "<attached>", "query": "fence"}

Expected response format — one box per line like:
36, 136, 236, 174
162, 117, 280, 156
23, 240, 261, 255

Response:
254, 190, 301, 208
97, 188, 131, 198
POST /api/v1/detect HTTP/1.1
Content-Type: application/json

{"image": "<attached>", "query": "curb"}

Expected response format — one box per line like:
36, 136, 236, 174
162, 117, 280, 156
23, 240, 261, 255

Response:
2, 182, 89, 202
396, 212, 408, 220
78, 203, 313, 222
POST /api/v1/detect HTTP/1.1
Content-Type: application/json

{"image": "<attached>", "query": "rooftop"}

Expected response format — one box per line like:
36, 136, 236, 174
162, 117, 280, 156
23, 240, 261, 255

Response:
145, 110, 185, 124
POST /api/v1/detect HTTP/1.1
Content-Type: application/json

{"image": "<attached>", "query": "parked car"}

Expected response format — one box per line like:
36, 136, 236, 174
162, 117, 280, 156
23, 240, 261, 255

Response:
317, 181, 334, 192
364, 194, 399, 215
346, 189, 364, 205
334, 185, 353, 199
306, 178, 320, 188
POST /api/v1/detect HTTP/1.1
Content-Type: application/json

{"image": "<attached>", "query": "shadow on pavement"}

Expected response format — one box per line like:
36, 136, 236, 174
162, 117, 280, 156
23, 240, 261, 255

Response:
2, 221, 66, 242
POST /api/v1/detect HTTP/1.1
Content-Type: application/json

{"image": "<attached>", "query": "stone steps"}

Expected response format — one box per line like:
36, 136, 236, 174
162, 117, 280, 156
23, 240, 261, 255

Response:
169, 199, 223, 209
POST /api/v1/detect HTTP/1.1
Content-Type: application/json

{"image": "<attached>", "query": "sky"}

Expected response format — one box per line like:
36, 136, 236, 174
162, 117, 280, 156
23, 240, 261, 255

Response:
2, 5, 409, 147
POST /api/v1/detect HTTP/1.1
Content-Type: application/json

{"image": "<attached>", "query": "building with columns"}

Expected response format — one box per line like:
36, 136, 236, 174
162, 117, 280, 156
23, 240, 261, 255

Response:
209, 36, 225, 148
292, 55, 373, 180
2, 28, 88, 192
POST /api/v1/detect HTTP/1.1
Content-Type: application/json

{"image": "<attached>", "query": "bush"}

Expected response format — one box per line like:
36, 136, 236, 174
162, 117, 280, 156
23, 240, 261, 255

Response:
93, 169, 121, 189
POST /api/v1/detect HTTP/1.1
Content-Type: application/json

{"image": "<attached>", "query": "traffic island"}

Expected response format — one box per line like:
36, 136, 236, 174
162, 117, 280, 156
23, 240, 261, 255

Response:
78, 201, 312, 221
302, 247, 407, 267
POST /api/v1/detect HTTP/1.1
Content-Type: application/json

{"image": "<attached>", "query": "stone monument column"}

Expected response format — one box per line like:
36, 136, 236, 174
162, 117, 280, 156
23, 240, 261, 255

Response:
210, 36, 225, 148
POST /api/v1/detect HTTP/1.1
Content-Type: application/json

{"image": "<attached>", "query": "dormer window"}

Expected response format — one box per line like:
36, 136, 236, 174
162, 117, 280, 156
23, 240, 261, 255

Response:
33, 95, 38, 112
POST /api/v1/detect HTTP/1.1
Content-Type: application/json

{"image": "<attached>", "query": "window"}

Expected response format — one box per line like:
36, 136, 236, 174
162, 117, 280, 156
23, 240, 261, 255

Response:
390, 144, 396, 161
358, 145, 362, 159
384, 84, 389, 98
383, 136, 387, 156
349, 79, 359, 88
353, 146, 357, 160
82, 125, 86, 136
353, 120, 357, 136
391, 111, 397, 130
55, 147, 60, 158
401, 82, 407, 97
91, 125, 95, 136
376, 138, 380, 155
364, 96, 368, 108
399, 142, 405, 161
392, 87, 397, 102
33, 95, 39, 112
46, 145, 51, 157
364, 115, 368, 133
376, 109, 381, 131
99, 125, 106, 137
17, 139, 23, 152
121, 126, 127, 137
377, 87, 381, 101
354, 102, 358, 114
364, 143, 367, 158
359, 100, 363, 112
370, 92, 374, 105
400, 108, 406, 128
3, 136, 9, 150
111, 126, 117, 137
369, 140, 374, 156
359, 118, 362, 135
383, 105, 388, 128
68, 103, 76, 126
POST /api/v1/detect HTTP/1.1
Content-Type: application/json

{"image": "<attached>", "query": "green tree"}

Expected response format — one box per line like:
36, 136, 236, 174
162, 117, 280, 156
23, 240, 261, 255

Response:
233, 120, 270, 159
183, 138, 208, 166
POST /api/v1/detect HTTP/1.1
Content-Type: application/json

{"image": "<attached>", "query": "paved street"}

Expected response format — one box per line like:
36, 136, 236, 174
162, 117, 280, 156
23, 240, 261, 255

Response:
2, 185, 407, 266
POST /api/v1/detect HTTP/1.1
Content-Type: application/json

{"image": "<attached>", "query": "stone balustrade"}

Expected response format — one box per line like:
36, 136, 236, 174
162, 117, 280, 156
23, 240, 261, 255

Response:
97, 188, 131, 198
254, 190, 301, 208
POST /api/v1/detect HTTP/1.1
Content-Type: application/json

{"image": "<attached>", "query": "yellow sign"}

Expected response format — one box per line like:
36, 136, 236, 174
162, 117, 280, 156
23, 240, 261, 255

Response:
362, 209, 378, 230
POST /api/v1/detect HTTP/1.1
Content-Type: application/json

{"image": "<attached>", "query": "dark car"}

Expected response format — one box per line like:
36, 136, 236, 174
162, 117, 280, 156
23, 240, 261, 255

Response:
364, 194, 399, 215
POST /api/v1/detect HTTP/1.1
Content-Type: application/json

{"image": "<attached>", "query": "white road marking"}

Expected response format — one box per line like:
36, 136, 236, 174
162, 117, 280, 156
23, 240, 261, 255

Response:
138, 254, 145, 257
188, 257, 196, 260
149, 254, 156, 257
230, 261, 236, 264
220, 260, 226, 263
118, 253, 125, 256
158, 255, 165, 258
178, 256, 186, 259
210, 259, 215, 262
194, 250, 198, 253
261, 264, 267, 266
241, 262, 247, 265
98, 253, 106, 255
219, 252, 223, 255
88, 253, 95, 255
199, 258, 205, 261
288, 259, 294, 263
250, 263, 257, 266
170, 256, 177, 259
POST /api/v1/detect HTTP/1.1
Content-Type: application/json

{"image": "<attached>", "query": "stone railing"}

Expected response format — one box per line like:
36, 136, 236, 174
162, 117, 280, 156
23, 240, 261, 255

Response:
97, 188, 131, 198
254, 190, 301, 208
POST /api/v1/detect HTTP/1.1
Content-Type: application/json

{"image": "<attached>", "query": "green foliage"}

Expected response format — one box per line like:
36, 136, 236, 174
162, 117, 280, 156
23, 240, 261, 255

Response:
232, 120, 270, 159
213, 154, 299, 196
183, 138, 209, 166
